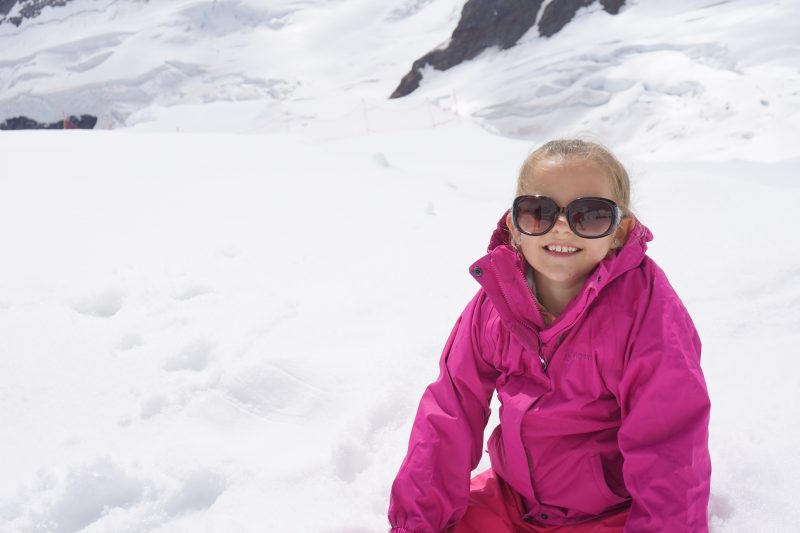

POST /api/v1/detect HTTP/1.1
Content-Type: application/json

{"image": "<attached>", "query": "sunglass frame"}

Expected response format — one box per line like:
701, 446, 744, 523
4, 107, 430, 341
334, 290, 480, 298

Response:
511, 195, 623, 239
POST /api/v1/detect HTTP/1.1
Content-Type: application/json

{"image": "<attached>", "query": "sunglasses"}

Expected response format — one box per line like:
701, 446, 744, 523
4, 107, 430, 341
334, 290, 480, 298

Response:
511, 195, 623, 239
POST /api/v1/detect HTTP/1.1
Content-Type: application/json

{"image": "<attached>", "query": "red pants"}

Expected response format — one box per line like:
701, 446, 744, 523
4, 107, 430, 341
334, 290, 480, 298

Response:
447, 469, 629, 533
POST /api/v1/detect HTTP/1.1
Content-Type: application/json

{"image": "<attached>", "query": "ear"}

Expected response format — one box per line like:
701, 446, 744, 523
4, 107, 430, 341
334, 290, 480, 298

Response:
505, 210, 519, 244
612, 217, 635, 248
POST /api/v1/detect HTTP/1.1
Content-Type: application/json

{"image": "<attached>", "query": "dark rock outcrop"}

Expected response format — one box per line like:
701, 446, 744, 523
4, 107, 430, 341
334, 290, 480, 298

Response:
390, 0, 545, 100
539, 0, 594, 38
0, 0, 74, 27
599, 0, 625, 15
0, 114, 97, 130
0, 0, 18, 16
390, 0, 626, 98
539, 0, 623, 36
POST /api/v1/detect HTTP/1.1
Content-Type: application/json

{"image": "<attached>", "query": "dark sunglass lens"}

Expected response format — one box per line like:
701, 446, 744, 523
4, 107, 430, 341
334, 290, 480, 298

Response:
568, 199, 615, 237
515, 197, 557, 235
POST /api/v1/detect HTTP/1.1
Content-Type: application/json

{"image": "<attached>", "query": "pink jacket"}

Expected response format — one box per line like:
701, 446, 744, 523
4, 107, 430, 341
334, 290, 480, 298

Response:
389, 214, 711, 532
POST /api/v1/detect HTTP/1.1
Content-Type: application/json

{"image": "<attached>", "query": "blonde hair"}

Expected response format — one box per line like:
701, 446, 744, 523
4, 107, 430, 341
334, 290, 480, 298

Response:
516, 139, 632, 216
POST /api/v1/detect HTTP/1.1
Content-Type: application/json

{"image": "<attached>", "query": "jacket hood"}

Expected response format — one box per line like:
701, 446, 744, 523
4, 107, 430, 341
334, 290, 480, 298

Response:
487, 210, 652, 283
471, 211, 654, 343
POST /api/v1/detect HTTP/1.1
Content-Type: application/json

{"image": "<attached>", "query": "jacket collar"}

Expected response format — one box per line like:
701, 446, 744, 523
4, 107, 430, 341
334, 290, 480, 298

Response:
470, 210, 652, 344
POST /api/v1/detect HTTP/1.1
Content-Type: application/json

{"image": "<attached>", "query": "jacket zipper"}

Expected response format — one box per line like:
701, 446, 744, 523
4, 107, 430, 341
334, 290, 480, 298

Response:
491, 259, 549, 373
517, 260, 598, 367
512, 260, 573, 372
515, 260, 551, 372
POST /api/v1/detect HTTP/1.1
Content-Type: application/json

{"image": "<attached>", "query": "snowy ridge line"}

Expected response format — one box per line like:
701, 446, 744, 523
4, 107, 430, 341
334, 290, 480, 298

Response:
1, 66, 299, 129
0, 0, 797, 161
123, 93, 462, 137
0, 0, 304, 127
317, 95, 460, 134
0, 0, 117, 32
0, 30, 132, 64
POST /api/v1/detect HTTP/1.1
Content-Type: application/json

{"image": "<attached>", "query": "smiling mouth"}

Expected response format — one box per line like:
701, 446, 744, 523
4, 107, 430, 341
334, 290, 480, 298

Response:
543, 244, 581, 254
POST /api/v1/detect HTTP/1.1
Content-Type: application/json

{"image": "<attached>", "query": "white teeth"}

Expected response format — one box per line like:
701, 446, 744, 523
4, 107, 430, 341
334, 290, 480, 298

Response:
547, 245, 579, 253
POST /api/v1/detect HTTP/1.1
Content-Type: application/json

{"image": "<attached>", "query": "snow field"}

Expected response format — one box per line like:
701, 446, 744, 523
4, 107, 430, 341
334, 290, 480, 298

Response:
1, 0, 799, 531
0, 124, 530, 531
2, 122, 800, 531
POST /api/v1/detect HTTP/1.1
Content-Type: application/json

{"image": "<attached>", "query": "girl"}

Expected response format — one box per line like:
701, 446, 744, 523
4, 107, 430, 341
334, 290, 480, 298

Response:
388, 140, 711, 533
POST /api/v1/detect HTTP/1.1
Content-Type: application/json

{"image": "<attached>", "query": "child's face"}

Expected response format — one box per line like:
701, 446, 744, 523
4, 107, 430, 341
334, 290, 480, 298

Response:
506, 157, 627, 292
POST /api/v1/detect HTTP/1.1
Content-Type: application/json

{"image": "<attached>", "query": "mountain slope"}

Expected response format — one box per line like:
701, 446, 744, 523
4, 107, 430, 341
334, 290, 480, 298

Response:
1, 0, 797, 161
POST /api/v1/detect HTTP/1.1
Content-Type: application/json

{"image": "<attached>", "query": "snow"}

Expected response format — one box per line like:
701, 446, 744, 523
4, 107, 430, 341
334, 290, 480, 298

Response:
1, 1, 799, 532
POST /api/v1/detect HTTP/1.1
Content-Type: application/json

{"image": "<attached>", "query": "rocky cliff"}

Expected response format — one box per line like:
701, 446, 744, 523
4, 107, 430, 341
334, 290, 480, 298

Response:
390, 0, 626, 98
0, 114, 97, 130
0, 0, 74, 26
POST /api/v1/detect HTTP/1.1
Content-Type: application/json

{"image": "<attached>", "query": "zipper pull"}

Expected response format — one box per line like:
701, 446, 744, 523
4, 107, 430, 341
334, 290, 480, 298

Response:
537, 338, 548, 372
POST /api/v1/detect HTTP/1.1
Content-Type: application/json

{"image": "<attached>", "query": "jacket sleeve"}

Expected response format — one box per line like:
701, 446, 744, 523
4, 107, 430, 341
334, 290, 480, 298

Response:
388, 290, 500, 533
617, 275, 711, 533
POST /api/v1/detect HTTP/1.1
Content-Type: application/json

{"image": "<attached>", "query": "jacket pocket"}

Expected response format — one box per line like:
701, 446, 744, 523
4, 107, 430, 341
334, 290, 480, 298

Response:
493, 375, 549, 501
585, 454, 628, 514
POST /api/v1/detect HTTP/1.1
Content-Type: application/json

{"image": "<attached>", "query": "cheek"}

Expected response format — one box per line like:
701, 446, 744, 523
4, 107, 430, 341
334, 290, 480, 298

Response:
586, 239, 614, 259
519, 237, 542, 254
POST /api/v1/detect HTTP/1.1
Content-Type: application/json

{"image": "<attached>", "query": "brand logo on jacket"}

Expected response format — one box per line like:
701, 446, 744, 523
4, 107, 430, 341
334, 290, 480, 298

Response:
564, 351, 592, 365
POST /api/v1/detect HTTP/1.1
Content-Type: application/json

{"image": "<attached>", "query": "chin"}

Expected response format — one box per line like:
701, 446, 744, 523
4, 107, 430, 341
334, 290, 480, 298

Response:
535, 267, 590, 285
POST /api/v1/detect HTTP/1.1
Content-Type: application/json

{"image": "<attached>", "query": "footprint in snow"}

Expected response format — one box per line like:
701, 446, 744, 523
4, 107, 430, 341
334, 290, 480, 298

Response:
163, 469, 227, 516
331, 399, 405, 482
709, 491, 734, 521
71, 290, 124, 318
172, 283, 210, 301
219, 361, 320, 418
117, 332, 144, 351
218, 244, 241, 259
43, 460, 147, 533
332, 439, 372, 482
140, 394, 170, 419
373, 152, 390, 168
162, 340, 213, 372
364, 398, 406, 436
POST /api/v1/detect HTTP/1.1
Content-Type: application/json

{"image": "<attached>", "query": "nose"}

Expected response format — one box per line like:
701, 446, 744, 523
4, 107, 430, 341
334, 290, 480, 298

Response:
552, 213, 572, 234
